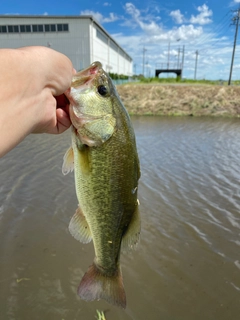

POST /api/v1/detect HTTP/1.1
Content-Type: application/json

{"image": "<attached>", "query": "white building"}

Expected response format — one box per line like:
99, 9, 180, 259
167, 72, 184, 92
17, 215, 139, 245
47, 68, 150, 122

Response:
0, 15, 132, 76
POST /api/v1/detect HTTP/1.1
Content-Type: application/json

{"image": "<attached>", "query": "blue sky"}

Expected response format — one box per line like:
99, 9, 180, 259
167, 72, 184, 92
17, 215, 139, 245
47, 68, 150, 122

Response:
1, 0, 240, 80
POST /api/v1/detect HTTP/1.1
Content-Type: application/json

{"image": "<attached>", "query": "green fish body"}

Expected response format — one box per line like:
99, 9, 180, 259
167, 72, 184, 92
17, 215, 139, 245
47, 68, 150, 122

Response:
63, 61, 140, 308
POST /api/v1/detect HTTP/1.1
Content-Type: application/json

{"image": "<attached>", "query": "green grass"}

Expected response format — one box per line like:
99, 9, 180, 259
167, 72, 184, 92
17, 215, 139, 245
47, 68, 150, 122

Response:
138, 77, 224, 85
95, 310, 107, 320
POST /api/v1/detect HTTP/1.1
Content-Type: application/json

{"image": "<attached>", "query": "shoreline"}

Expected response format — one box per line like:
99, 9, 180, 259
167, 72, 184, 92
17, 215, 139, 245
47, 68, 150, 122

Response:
116, 84, 240, 117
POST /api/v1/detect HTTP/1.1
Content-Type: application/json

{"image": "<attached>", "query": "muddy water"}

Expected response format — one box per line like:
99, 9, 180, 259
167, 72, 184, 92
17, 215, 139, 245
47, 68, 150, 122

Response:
1, 116, 240, 320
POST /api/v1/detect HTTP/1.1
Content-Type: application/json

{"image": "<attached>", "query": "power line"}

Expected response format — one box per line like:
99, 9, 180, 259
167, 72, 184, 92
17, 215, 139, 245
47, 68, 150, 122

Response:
174, 10, 232, 78
189, 11, 235, 78
191, 10, 232, 48
193, 17, 232, 57
185, 10, 232, 64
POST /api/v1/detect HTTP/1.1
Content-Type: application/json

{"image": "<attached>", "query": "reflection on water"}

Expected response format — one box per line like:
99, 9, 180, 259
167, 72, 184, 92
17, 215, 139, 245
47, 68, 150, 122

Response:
1, 116, 240, 319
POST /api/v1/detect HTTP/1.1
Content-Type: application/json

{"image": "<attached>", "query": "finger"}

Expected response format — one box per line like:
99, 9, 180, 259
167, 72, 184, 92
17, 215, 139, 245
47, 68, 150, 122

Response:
56, 108, 71, 134
19, 46, 74, 96
55, 94, 69, 109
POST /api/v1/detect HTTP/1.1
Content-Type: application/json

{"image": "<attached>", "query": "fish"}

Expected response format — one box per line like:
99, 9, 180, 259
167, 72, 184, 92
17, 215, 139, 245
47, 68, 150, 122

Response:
62, 61, 141, 308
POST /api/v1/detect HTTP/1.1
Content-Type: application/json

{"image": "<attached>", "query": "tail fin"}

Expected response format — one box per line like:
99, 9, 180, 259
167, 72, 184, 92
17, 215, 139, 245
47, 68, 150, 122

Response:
78, 262, 126, 309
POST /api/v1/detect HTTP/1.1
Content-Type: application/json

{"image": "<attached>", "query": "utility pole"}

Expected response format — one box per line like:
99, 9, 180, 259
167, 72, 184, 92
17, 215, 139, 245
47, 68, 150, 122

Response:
181, 45, 185, 79
177, 47, 180, 69
228, 7, 240, 85
194, 50, 199, 80
142, 47, 147, 77
167, 42, 170, 69
175, 38, 181, 69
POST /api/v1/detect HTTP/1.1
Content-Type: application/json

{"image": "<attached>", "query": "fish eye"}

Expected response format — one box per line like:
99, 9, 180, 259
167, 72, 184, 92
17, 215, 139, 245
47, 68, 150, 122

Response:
97, 85, 108, 96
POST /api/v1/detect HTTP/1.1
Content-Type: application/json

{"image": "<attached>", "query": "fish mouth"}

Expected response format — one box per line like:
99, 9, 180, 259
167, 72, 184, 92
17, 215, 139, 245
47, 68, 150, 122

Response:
64, 61, 106, 127
74, 61, 102, 82
64, 61, 103, 118
64, 61, 103, 100
72, 61, 102, 86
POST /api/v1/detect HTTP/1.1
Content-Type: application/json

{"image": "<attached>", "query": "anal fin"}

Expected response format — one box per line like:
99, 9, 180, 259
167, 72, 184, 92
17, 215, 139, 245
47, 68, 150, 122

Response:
69, 207, 92, 243
121, 203, 141, 252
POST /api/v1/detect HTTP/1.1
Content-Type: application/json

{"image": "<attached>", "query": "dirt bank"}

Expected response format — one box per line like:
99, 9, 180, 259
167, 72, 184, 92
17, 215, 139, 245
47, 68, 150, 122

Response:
116, 84, 240, 117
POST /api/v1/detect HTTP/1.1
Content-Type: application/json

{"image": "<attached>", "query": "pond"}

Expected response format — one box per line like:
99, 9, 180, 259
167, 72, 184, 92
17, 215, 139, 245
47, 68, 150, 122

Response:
1, 116, 240, 320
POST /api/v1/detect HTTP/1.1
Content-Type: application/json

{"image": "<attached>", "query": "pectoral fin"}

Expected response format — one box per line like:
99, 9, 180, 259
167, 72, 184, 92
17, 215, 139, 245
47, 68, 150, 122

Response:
62, 146, 74, 175
121, 204, 141, 251
69, 207, 92, 243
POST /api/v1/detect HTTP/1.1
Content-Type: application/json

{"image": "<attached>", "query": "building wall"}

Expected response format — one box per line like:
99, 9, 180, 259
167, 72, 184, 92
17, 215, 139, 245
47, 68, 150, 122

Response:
90, 22, 132, 75
0, 16, 132, 75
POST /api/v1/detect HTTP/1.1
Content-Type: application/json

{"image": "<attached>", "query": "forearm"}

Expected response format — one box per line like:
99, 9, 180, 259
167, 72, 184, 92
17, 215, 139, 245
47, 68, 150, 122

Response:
0, 49, 36, 157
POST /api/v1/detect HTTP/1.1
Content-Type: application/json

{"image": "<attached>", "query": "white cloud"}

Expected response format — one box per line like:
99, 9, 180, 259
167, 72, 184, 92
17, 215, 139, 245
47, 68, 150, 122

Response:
112, 32, 142, 49
122, 3, 203, 43
234, 0, 240, 2
103, 12, 119, 23
173, 24, 203, 40
103, 2, 111, 6
170, 10, 184, 24
139, 20, 162, 34
124, 3, 162, 34
147, 24, 203, 42
190, 4, 212, 25
125, 3, 141, 19
80, 10, 119, 23
80, 10, 103, 22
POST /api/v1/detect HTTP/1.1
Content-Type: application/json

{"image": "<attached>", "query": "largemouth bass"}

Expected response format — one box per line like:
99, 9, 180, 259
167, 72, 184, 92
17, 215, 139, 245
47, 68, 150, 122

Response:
62, 61, 140, 308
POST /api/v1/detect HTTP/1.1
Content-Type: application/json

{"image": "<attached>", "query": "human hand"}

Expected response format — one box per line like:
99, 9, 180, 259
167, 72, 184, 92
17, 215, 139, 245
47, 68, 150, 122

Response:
17, 46, 74, 135
0, 46, 75, 157
54, 94, 71, 133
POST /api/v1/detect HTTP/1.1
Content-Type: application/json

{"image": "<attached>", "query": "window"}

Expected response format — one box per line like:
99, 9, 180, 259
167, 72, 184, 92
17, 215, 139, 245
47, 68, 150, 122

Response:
8, 25, 19, 33
63, 24, 68, 31
119, 49, 125, 58
8, 25, 13, 33
0, 26, 7, 33
57, 23, 69, 32
96, 29, 108, 45
32, 25, 38, 32
26, 25, 31, 32
32, 24, 44, 32
50, 24, 56, 32
110, 40, 118, 52
45, 24, 50, 32
0, 23, 68, 34
45, 24, 56, 32
20, 25, 31, 32
57, 24, 63, 31
20, 25, 25, 32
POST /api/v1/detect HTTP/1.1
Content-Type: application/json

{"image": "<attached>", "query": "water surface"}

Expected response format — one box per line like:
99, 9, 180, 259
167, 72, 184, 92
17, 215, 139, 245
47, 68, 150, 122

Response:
1, 116, 240, 320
